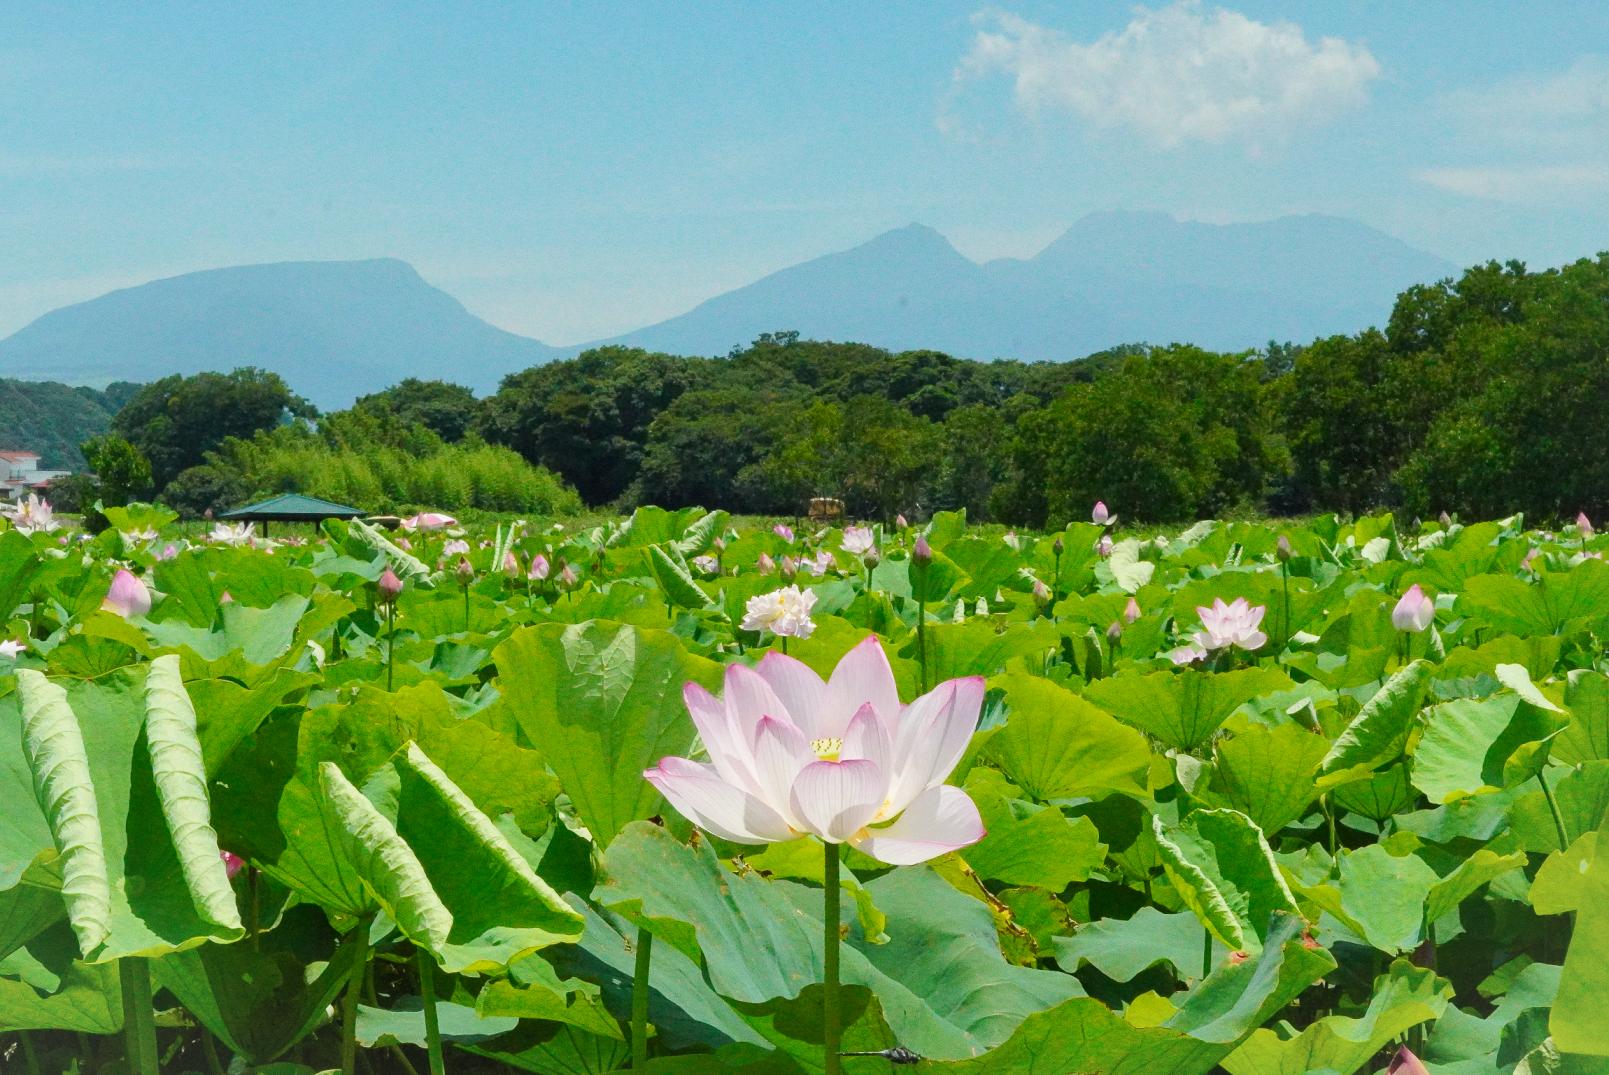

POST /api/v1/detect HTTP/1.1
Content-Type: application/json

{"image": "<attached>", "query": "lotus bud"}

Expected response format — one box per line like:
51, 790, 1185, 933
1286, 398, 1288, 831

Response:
896, 513, 908, 529
1123, 596, 1141, 624
203, 508, 213, 521
1276, 535, 1292, 562
1579, 512, 1594, 537
1052, 535, 1064, 557
395, 536, 413, 550
558, 562, 578, 588
713, 537, 727, 552
220, 850, 245, 880
913, 535, 932, 567
1438, 511, 1452, 529
1391, 584, 1434, 633
103, 568, 153, 618
780, 555, 799, 580
1032, 578, 1051, 610
454, 557, 475, 588
1096, 535, 1113, 559
219, 591, 234, 605
377, 567, 404, 604
502, 551, 521, 578
773, 524, 794, 543
1091, 501, 1111, 526
757, 552, 776, 574
528, 553, 550, 581
863, 546, 881, 568
1387, 1047, 1430, 1075
1106, 620, 1123, 642
159, 543, 180, 561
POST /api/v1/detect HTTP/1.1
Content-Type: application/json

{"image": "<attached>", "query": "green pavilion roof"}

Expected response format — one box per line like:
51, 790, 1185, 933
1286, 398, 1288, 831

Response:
220, 493, 365, 521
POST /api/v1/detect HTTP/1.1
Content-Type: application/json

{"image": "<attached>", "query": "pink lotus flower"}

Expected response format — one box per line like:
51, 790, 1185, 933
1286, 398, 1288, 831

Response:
1123, 597, 1142, 624
895, 513, 908, 529
1096, 535, 1113, 558
645, 638, 986, 864
1168, 643, 1208, 665
1091, 501, 1113, 526
377, 567, 404, 604
1391, 584, 1434, 632
1387, 1047, 1430, 1075
502, 551, 521, 578
442, 539, 471, 558
757, 553, 777, 574
402, 512, 458, 532
773, 524, 795, 543
1193, 597, 1267, 652
102, 569, 153, 618
1578, 512, 1594, 538
528, 554, 551, 581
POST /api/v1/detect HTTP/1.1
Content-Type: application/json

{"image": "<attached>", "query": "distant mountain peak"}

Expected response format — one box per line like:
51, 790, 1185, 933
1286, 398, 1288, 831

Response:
1, 212, 1460, 409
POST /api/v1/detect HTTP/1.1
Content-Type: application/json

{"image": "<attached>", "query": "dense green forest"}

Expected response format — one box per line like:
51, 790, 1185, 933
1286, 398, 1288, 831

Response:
19, 253, 1609, 524
0, 379, 140, 468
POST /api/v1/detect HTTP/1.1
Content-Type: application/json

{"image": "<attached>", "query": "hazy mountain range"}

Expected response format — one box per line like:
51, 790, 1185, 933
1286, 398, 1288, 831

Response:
0, 211, 1457, 409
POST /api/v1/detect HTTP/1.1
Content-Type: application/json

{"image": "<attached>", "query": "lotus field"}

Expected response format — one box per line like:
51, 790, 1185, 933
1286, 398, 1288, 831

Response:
5, 500, 1609, 1075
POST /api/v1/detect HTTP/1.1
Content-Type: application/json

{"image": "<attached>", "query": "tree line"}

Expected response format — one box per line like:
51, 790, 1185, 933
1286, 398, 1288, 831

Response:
53, 253, 1609, 525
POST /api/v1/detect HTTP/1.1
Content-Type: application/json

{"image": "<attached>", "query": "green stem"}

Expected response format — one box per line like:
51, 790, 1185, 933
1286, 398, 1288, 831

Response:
631, 927, 654, 1069
1538, 768, 1571, 850
1280, 564, 1290, 651
119, 957, 159, 1075
1201, 926, 1213, 981
20, 1030, 41, 1075
340, 917, 373, 1075
418, 947, 446, 1075
781, 636, 788, 657
916, 599, 928, 693
463, 587, 470, 634
1323, 795, 1338, 858
823, 841, 842, 1075
386, 601, 395, 691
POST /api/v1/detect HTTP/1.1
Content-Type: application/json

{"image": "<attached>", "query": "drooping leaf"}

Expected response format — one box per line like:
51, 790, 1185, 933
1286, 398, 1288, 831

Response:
1084, 667, 1295, 754
1151, 809, 1299, 953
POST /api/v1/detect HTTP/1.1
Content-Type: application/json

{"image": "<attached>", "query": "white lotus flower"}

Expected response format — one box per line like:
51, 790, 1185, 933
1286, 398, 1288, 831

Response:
208, 522, 256, 546
1192, 597, 1268, 652
741, 584, 817, 639
645, 637, 986, 864
841, 526, 875, 555
3, 494, 61, 535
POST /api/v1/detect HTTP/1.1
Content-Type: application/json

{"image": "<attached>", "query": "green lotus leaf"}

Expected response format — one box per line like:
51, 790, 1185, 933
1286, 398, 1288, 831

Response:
1222, 961, 1453, 1075
494, 620, 721, 847
984, 671, 1151, 801
922, 913, 1333, 1074
1085, 666, 1295, 754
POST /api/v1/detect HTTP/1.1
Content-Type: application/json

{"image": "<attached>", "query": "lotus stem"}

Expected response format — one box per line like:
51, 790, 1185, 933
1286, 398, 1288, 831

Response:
340, 916, 373, 1075
631, 927, 653, 1068
19, 1030, 41, 1075
915, 600, 927, 694
1538, 768, 1570, 851
1201, 926, 1212, 981
418, 947, 446, 1075
119, 957, 159, 1075
823, 841, 842, 1075
1280, 563, 1290, 651
386, 601, 396, 691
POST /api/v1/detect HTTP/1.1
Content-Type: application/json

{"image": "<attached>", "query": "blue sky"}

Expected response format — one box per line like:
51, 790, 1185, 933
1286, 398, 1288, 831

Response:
4, 2, 1608, 343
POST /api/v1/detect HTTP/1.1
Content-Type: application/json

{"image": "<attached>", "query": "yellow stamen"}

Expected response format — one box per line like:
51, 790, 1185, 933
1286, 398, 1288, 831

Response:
811, 736, 843, 761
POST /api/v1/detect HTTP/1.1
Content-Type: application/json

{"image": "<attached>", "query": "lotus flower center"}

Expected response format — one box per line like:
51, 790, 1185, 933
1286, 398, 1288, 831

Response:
811, 736, 843, 761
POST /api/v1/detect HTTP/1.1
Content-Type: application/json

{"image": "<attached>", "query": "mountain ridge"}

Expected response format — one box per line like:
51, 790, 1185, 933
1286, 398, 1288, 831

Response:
0, 212, 1458, 408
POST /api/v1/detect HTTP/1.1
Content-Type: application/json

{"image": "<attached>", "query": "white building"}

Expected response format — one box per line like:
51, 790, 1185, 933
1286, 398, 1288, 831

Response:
1, 451, 71, 502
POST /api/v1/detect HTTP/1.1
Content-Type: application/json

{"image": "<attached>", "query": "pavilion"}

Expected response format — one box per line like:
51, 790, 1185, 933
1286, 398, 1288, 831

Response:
219, 493, 365, 537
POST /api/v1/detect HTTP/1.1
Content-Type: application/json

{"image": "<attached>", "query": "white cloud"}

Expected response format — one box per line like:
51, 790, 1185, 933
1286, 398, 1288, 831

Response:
1418, 57, 1609, 204
1416, 165, 1609, 203
1439, 56, 1609, 152
948, 3, 1380, 149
